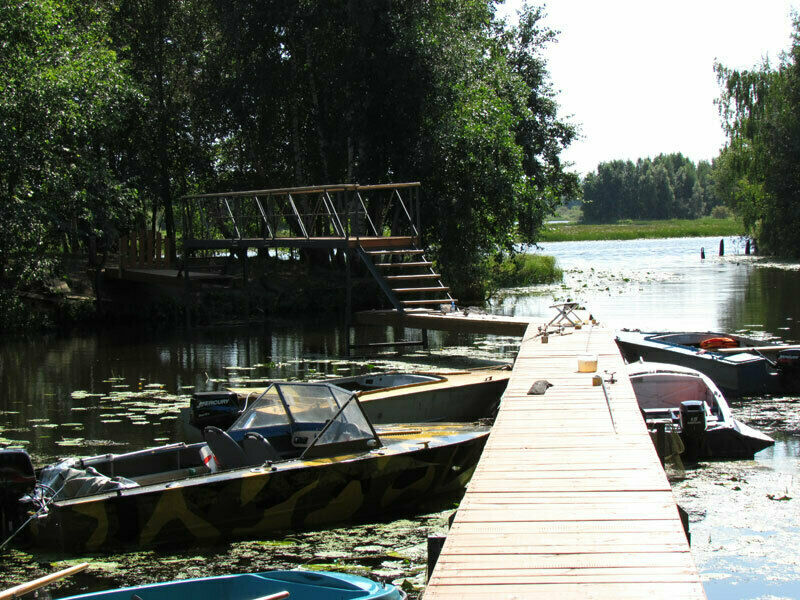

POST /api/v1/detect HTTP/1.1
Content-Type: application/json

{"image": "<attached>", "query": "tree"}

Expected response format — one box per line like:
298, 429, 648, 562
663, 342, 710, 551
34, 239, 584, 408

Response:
200, 1, 578, 297
0, 0, 137, 325
105, 0, 214, 259
715, 15, 800, 254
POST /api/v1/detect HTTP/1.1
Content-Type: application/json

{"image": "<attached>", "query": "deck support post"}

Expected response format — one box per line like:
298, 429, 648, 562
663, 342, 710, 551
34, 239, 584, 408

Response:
183, 256, 192, 330
422, 328, 429, 349
344, 249, 353, 357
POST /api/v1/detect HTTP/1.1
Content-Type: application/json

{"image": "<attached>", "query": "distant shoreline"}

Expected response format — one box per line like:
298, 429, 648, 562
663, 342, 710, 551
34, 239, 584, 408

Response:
539, 216, 745, 242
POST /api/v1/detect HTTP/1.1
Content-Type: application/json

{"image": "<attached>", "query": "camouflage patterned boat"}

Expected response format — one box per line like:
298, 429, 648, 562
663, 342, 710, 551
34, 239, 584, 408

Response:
5, 382, 487, 552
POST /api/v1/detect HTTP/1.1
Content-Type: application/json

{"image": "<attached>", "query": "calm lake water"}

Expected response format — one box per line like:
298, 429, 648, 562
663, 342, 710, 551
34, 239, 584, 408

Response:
1, 234, 798, 599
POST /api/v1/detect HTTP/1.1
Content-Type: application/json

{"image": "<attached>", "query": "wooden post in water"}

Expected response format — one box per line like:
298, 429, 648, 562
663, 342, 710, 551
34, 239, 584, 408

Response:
164, 236, 173, 268
719, 238, 724, 256
119, 235, 127, 271
128, 233, 137, 267
427, 534, 447, 582
155, 232, 163, 266
146, 231, 154, 266
344, 249, 353, 357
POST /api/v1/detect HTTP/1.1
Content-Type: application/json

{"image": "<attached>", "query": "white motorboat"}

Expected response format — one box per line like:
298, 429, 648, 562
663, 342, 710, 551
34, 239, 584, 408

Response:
627, 361, 774, 460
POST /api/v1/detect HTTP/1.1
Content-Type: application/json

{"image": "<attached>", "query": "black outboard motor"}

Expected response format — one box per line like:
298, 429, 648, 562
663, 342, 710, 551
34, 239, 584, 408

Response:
0, 449, 36, 541
190, 391, 244, 430
679, 401, 706, 462
777, 349, 800, 390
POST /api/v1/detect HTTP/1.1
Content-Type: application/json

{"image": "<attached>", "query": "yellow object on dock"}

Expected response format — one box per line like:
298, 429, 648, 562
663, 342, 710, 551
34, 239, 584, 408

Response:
424, 324, 706, 599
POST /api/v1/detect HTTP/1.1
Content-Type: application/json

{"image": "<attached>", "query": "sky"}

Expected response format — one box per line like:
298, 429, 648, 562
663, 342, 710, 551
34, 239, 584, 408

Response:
498, 0, 798, 175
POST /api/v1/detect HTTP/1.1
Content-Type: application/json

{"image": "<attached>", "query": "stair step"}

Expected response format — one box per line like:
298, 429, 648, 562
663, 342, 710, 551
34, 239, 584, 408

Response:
377, 261, 432, 268
392, 286, 450, 294
366, 249, 425, 256
402, 298, 457, 306
384, 273, 442, 281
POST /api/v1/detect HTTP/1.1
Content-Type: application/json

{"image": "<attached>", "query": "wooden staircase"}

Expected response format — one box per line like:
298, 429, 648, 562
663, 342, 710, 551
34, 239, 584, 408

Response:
356, 244, 456, 312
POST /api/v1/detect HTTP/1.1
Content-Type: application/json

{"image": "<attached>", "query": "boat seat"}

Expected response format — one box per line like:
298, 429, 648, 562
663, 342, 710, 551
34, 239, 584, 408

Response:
241, 432, 279, 464
204, 426, 247, 469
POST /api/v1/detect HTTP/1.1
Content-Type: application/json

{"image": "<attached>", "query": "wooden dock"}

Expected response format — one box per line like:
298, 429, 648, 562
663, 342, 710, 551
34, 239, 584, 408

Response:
354, 309, 530, 337
425, 323, 706, 599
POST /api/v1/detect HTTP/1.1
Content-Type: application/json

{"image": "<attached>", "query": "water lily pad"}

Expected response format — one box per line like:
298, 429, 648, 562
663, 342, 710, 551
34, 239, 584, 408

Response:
71, 391, 103, 400
56, 438, 86, 447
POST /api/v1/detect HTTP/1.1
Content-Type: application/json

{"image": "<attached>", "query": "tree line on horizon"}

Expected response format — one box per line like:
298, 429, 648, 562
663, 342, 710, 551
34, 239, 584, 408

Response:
582, 16, 800, 251
0, 0, 578, 327
581, 154, 722, 223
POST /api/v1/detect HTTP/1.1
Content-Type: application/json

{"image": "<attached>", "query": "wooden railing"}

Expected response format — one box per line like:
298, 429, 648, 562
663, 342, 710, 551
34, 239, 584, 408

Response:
119, 231, 174, 269
181, 183, 421, 247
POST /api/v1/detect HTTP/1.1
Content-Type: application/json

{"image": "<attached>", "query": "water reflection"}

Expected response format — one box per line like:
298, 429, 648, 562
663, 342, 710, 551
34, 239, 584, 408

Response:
492, 236, 800, 341
2, 235, 800, 599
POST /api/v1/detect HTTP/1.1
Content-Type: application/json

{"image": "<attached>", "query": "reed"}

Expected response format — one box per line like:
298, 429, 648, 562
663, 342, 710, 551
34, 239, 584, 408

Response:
488, 254, 562, 288
539, 217, 745, 242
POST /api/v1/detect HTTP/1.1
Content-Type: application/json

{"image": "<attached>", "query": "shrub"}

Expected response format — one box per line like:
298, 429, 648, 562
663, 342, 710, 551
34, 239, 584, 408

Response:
489, 254, 562, 289
711, 205, 732, 219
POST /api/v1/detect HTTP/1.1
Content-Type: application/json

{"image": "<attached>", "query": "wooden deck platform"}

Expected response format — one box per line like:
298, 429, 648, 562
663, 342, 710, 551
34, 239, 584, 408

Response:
354, 309, 531, 337
183, 235, 416, 251
424, 323, 706, 599
103, 267, 234, 287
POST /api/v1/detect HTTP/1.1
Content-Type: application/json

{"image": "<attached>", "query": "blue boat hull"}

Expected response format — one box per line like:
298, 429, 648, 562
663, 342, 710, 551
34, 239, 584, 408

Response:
57, 570, 405, 600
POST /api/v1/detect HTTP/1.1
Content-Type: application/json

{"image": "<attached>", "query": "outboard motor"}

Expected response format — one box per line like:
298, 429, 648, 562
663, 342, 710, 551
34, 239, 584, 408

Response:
679, 401, 706, 462
0, 449, 35, 540
190, 391, 244, 430
777, 349, 800, 390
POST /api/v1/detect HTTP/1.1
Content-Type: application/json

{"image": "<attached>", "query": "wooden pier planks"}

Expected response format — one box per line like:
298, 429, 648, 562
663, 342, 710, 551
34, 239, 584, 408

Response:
354, 309, 531, 336
424, 324, 706, 599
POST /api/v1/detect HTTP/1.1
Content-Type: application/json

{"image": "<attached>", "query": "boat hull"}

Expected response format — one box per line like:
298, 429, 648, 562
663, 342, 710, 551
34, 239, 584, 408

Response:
703, 423, 775, 460
57, 570, 405, 600
359, 372, 508, 423
627, 361, 774, 460
30, 429, 487, 552
228, 368, 510, 425
616, 331, 778, 397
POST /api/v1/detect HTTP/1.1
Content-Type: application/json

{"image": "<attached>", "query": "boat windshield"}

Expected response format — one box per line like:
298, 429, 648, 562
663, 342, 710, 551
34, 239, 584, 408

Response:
228, 383, 378, 451
229, 387, 290, 430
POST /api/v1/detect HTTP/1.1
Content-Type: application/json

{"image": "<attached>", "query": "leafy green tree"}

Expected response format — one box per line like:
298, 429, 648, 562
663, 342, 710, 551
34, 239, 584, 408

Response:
105, 0, 214, 258
200, 1, 577, 298
0, 0, 136, 326
582, 153, 713, 222
715, 17, 800, 254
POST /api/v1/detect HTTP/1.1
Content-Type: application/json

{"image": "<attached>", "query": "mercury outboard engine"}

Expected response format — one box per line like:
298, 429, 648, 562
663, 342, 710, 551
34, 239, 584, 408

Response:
0, 449, 35, 541
679, 401, 706, 462
777, 349, 800, 390
190, 391, 244, 430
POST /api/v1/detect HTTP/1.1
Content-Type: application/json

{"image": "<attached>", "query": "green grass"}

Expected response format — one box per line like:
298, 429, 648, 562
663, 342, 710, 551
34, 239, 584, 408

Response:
488, 254, 563, 288
539, 217, 746, 242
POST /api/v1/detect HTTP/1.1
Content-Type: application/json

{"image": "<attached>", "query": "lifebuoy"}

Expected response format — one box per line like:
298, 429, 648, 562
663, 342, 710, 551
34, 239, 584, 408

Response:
699, 337, 739, 350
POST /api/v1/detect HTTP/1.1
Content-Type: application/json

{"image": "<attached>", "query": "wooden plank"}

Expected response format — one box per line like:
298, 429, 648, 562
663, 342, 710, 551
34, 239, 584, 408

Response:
376, 260, 432, 268
354, 310, 530, 336
392, 286, 450, 293
425, 582, 706, 600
